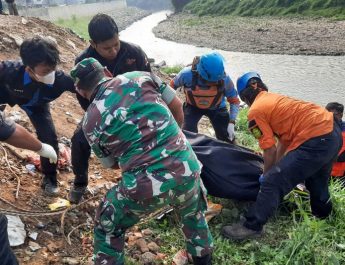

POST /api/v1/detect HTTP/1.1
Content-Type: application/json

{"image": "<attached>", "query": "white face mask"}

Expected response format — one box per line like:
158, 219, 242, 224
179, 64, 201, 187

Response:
35, 71, 56, 85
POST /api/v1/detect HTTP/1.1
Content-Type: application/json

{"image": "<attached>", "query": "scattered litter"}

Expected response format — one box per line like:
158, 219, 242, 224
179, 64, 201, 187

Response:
28, 231, 38, 240
62, 257, 80, 265
7, 111, 22, 122
6, 215, 26, 247
156, 208, 173, 220
28, 241, 41, 252
21, 17, 28, 24
25, 164, 36, 174
205, 201, 223, 222
36, 221, 45, 229
58, 143, 72, 169
48, 198, 71, 211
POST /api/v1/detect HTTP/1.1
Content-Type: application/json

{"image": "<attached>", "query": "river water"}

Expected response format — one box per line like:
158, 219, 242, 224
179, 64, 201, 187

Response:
120, 11, 345, 106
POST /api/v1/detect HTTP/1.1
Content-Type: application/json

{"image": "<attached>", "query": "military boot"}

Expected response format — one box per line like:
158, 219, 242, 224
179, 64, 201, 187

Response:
192, 253, 212, 265
222, 223, 262, 241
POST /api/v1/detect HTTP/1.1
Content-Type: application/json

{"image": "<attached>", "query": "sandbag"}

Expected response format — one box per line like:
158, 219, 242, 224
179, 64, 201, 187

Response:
185, 130, 263, 201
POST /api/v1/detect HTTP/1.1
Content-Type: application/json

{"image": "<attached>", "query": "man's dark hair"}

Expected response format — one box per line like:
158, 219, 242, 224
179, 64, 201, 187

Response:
88, 13, 119, 44
326, 102, 344, 114
20, 36, 60, 69
240, 78, 268, 105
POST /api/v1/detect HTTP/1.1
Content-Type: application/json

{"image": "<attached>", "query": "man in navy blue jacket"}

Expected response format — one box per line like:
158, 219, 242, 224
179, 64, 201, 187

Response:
0, 111, 57, 265
0, 36, 76, 195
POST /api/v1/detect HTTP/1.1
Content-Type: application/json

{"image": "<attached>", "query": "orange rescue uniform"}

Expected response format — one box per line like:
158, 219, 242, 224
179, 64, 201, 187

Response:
331, 130, 345, 177
248, 91, 334, 152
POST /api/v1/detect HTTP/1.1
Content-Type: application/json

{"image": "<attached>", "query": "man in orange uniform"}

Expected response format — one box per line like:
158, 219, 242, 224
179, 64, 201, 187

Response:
326, 102, 345, 178
222, 72, 343, 240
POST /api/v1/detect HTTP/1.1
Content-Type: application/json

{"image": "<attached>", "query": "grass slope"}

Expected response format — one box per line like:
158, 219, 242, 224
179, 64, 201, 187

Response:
185, 0, 345, 19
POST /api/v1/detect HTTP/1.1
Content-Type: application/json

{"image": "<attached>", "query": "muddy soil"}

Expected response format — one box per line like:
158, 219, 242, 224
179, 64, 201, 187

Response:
153, 13, 345, 56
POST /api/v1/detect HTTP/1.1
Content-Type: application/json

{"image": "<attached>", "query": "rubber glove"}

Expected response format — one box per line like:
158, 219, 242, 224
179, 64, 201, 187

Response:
227, 122, 235, 142
37, 143, 58, 164
259, 174, 265, 184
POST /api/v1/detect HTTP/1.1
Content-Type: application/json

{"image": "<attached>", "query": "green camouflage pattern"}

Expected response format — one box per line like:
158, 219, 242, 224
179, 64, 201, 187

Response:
93, 177, 213, 264
83, 71, 201, 200
82, 71, 213, 264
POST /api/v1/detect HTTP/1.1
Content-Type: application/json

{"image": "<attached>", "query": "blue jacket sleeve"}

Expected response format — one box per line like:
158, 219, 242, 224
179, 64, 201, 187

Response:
224, 76, 240, 121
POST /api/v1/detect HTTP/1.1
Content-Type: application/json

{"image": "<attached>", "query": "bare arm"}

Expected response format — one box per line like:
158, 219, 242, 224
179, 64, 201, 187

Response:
276, 140, 288, 163
168, 96, 184, 128
263, 145, 277, 173
5, 124, 42, 151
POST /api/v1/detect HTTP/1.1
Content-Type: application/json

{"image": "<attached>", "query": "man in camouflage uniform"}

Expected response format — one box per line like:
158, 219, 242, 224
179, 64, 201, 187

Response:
70, 58, 213, 265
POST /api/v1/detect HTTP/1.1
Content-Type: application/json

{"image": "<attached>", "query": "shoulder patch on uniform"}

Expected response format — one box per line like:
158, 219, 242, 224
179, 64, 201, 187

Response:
248, 119, 263, 139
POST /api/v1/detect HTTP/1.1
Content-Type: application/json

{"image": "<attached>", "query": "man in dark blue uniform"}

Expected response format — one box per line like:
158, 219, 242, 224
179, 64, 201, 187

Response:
69, 13, 151, 203
0, 111, 57, 265
0, 36, 76, 195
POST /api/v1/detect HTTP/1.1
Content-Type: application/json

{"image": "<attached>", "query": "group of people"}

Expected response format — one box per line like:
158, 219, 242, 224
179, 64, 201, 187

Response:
0, 0, 19, 16
0, 12, 344, 265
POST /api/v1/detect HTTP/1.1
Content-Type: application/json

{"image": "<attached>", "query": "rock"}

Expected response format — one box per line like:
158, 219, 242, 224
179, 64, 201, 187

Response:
2, 37, 13, 45
47, 241, 61, 252
142, 228, 153, 236
42, 231, 54, 237
155, 252, 167, 260
62, 257, 80, 265
28, 241, 41, 252
21, 17, 28, 24
6, 215, 26, 247
66, 39, 76, 50
147, 242, 160, 253
128, 234, 141, 247
136, 238, 149, 253
133, 232, 143, 238
154, 60, 166, 68
36, 221, 46, 229
28, 231, 38, 240
140, 252, 156, 264
10, 35, 23, 47
172, 250, 189, 265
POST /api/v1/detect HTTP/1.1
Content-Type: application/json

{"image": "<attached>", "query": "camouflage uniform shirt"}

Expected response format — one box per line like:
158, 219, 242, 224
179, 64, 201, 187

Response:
83, 71, 201, 200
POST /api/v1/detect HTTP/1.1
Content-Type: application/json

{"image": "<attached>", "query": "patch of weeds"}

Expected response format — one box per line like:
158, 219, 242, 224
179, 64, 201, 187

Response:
160, 65, 183, 75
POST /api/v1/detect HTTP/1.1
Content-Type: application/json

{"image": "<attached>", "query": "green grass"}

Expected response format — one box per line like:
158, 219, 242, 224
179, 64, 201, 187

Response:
184, 0, 345, 19
137, 180, 345, 264
160, 65, 184, 75
55, 15, 91, 40
135, 108, 345, 264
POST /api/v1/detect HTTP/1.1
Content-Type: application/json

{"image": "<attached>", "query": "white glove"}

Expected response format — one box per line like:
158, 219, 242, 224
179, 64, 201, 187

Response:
37, 143, 58, 164
227, 123, 235, 142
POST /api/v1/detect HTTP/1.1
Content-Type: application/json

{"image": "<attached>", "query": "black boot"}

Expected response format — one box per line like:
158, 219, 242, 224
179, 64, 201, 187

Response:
192, 254, 212, 265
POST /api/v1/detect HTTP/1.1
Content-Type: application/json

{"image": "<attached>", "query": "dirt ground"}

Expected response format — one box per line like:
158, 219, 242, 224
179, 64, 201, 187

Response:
153, 13, 345, 56
0, 14, 164, 265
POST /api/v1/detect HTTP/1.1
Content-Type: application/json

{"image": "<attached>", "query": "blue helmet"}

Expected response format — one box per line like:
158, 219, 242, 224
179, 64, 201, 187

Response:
236, 72, 262, 95
196, 52, 225, 82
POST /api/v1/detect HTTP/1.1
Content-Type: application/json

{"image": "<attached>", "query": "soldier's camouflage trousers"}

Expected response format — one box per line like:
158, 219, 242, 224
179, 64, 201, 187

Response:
93, 177, 213, 265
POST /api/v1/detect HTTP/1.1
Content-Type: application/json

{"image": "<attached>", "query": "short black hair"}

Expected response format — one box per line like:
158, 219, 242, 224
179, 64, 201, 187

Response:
20, 36, 60, 69
88, 13, 119, 44
240, 78, 268, 105
326, 102, 344, 114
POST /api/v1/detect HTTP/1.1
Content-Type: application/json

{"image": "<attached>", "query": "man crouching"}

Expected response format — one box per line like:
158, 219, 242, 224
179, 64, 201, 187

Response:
70, 58, 213, 265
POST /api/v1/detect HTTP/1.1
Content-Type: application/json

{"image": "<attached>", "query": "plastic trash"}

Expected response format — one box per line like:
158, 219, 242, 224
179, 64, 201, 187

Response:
48, 198, 71, 211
